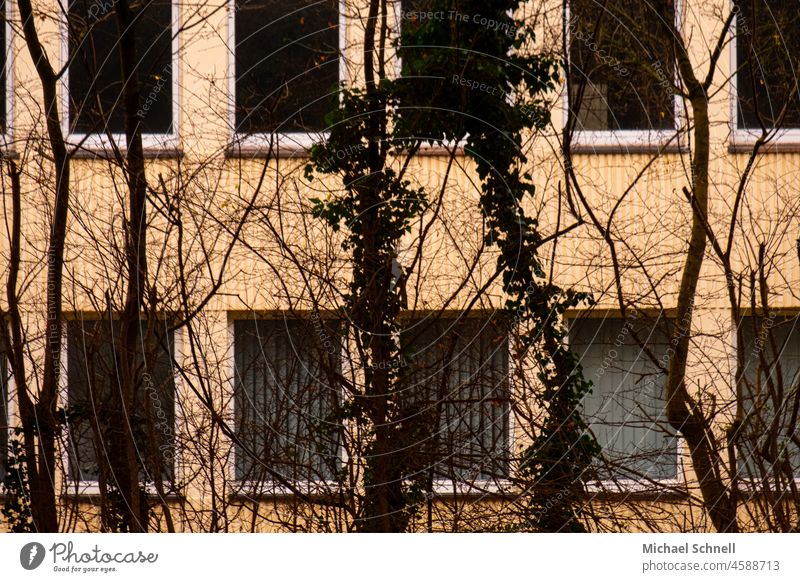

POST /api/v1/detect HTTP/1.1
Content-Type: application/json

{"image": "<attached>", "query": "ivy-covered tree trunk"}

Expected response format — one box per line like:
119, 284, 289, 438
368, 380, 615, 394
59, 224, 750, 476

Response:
308, 0, 598, 531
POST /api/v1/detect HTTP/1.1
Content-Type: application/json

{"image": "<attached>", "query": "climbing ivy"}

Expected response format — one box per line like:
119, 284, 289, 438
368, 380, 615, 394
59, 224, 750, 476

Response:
2, 429, 35, 532
306, 0, 599, 531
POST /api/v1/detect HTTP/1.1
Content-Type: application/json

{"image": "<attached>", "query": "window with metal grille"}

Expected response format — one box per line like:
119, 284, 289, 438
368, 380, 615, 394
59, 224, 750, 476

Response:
570, 316, 677, 481
400, 316, 510, 483
66, 318, 175, 483
233, 318, 342, 483
67, 0, 173, 135
234, 0, 340, 134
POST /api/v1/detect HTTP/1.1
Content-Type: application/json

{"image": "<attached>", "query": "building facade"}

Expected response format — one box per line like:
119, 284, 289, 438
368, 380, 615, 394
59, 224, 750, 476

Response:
1, 0, 799, 532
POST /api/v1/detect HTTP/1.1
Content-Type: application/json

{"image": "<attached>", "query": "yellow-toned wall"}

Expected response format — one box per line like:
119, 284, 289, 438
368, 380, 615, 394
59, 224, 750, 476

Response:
1, 0, 798, 532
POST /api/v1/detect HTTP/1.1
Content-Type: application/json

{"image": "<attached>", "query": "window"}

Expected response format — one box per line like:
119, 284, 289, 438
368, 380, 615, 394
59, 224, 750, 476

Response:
400, 316, 510, 484
233, 0, 340, 136
394, 0, 480, 148
66, 318, 176, 483
396, 0, 426, 73
567, 0, 676, 140
570, 316, 677, 482
397, 0, 432, 44
738, 315, 800, 479
66, 0, 174, 137
233, 318, 342, 484
734, 1, 800, 133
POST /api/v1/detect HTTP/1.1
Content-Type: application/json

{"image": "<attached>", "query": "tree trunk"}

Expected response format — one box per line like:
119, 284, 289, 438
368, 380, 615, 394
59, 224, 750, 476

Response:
665, 56, 738, 532
16, 0, 72, 533
109, 0, 154, 532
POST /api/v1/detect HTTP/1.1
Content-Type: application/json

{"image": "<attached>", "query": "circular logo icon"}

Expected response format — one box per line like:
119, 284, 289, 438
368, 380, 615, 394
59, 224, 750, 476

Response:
20, 542, 46, 570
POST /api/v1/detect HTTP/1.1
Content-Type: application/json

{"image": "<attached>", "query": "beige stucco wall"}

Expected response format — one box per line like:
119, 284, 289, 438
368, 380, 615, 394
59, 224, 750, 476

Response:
1, 0, 798, 531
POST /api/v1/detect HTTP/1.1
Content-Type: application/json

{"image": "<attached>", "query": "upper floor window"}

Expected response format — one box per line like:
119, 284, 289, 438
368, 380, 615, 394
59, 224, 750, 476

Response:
567, 0, 676, 140
738, 315, 800, 479
734, 1, 800, 133
233, 0, 340, 136
66, 0, 174, 137
400, 316, 510, 485
570, 316, 677, 483
397, 0, 431, 49
65, 318, 176, 484
233, 318, 342, 484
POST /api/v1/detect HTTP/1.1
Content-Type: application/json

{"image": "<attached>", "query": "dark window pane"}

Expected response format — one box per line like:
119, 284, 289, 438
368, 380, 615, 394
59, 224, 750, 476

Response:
568, 0, 675, 131
571, 316, 677, 481
68, 0, 173, 135
399, 0, 435, 37
66, 318, 175, 482
235, 0, 339, 134
234, 318, 342, 482
400, 316, 510, 482
399, 0, 438, 71
738, 315, 800, 478
397, 1, 537, 147
735, 1, 800, 129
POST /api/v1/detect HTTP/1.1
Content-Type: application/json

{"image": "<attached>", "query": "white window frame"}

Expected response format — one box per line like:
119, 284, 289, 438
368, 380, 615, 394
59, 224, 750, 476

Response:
59, 318, 183, 497
566, 314, 684, 493
562, 0, 684, 152
400, 314, 514, 497
59, 0, 181, 153
227, 312, 514, 497
728, 1, 800, 149
1, 0, 15, 150
228, 314, 347, 496
228, 0, 348, 154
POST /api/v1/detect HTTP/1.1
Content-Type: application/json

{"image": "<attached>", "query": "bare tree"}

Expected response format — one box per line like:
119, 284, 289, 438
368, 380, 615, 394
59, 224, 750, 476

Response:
553, 0, 800, 532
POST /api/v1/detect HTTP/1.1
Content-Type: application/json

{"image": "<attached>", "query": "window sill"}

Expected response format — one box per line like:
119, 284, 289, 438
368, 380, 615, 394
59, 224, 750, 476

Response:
733, 477, 800, 493
227, 137, 469, 159
69, 146, 184, 160
583, 485, 688, 501
66, 133, 182, 159
64, 481, 180, 499
227, 132, 328, 158
231, 480, 342, 500
425, 479, 512, 498
729, 129, 800, 153
406, 141, 465, 156
229, 480, 512, 500
567, 130, 684, 155
583, 476, 682, 495
62, 483, 180, 499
